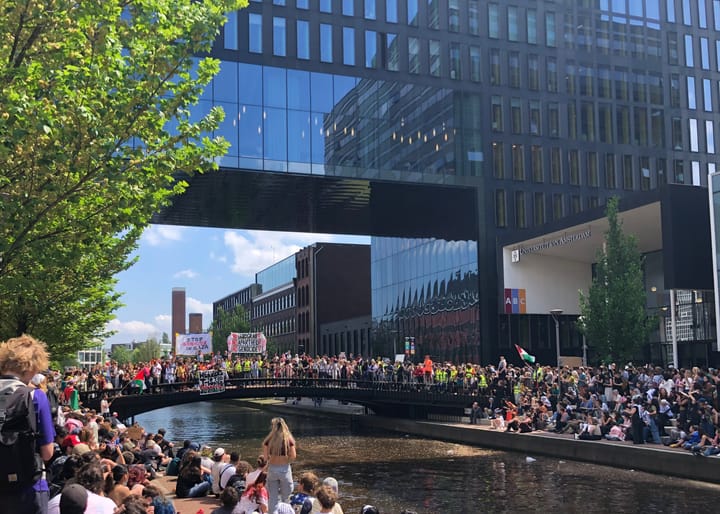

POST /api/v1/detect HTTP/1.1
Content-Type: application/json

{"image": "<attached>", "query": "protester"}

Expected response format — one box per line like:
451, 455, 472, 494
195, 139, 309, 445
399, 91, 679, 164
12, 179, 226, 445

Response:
262, 418, 296, 513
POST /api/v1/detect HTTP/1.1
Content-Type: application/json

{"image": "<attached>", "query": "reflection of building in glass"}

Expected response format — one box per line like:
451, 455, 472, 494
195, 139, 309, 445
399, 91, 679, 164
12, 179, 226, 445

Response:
179, 1, 720, 363
372, 238, 479, 362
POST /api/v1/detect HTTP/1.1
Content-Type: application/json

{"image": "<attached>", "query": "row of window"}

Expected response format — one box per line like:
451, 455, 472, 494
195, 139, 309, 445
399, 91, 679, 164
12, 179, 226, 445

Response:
236, 1, 720, 40
319, 328, 371, 358
253, 292, 296, 318
491, 98, 717, 150
236, 14, 720, 86
255, 317, 296, 337
494, 157, 714, 228
492, 146, 716, 186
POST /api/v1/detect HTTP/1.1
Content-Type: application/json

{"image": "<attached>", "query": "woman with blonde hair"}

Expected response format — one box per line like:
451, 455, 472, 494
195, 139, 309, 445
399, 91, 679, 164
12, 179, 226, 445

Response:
262, 417, 296, 512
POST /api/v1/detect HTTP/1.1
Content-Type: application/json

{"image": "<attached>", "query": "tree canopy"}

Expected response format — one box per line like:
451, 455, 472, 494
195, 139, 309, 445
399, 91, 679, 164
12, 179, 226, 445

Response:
579, 197, 653, 363
209, 304, 250, 355
0, 0, 246, 355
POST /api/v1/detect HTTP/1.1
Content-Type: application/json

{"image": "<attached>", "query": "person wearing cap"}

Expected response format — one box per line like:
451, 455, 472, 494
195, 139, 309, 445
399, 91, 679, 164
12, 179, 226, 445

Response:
211, 447, 231, 496
58, 483, 87, 514
47, 460, 116, 514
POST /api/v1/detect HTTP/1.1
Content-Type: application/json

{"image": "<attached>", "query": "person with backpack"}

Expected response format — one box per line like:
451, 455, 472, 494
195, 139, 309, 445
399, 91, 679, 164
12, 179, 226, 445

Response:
0, 334, 56, 514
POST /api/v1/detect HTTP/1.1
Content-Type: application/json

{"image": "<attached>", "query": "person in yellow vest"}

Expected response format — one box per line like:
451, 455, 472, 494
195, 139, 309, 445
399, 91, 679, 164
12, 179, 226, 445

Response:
243, 358, 252, 379
478, 371, 488, 395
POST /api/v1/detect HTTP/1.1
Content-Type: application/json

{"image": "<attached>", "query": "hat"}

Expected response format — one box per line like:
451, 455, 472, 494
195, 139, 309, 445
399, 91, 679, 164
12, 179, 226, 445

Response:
31, 373, 46, 386
273, 503, 295, 514
72, 443, 91, 457
189, 442, 200, 451
59, 483, 88, 514
213, 447, 226, 458
322, 477, 339, 495
361, 506, 380, 514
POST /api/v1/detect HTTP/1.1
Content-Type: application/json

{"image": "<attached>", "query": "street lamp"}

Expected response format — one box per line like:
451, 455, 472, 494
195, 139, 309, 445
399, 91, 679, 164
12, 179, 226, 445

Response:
577, 315, 588, 367
550, 309, 563, 367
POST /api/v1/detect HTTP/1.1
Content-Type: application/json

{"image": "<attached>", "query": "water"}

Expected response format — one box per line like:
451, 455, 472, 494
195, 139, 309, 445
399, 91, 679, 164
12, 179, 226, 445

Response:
137, 400, 720, 513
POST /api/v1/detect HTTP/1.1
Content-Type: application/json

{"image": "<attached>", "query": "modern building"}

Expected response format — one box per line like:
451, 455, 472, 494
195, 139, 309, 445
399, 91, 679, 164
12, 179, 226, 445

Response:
157, 1, 720, 365
214, 242, 370, 355
171, 287, 186, 352
77, 346, 104, 369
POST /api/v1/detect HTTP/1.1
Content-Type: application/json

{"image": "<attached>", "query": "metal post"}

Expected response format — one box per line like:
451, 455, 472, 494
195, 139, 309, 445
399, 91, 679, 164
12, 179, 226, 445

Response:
670, 289, 678, 368
550, 309, 563, 368
582, 334, 587, 367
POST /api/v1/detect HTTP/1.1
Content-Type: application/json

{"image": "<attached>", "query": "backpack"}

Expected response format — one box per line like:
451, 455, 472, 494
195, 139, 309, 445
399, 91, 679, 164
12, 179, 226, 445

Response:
0, 378, 43, 490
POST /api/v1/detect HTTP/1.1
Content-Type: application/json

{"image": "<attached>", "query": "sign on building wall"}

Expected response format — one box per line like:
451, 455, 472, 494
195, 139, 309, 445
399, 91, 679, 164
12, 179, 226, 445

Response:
226, 332, 267, 354
176, 333, 213, 355
198, 370, 225, 395
504, 288, 527, 314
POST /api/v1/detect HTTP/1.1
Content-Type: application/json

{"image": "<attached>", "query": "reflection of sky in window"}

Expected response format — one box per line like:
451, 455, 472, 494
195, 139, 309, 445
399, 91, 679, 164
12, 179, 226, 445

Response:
689, 119, 699, 152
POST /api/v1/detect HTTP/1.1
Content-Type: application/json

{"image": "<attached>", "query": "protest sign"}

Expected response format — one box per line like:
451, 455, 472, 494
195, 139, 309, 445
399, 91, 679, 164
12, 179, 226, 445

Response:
198, 370, 225, 395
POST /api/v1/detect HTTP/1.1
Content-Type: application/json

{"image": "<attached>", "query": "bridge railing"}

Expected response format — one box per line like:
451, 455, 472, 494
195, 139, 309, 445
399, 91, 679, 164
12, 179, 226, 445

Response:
78, 376, 483, 404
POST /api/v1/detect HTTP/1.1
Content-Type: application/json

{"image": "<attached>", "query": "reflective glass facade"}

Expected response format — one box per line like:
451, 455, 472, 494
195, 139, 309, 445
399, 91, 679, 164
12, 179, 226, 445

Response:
197, 0, 720, 361
371, 238, 479, 362
202, 61, 482, 181
256, 254, 296, 293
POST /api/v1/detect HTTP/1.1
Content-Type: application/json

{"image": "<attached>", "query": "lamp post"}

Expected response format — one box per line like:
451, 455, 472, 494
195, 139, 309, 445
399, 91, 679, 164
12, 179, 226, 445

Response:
577, 315, 588, 367
550, 309, 563, 367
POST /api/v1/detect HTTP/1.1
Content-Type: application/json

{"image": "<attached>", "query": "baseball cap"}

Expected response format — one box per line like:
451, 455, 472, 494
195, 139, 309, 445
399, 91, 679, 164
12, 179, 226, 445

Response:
59, 484, 88, 514
214, 447, 226, 458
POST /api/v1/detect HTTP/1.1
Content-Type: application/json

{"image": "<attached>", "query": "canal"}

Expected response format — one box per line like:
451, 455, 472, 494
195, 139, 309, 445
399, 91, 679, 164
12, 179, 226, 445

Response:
137, 400, 720, 513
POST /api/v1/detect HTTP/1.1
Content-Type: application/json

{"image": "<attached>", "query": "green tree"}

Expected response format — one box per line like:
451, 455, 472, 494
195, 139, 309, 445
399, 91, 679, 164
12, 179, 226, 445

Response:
579, 197, 653, 364
133, 338, 162, 363
209, 305, 250, 355
0, 0, 246, 354
110, 345, 133, 365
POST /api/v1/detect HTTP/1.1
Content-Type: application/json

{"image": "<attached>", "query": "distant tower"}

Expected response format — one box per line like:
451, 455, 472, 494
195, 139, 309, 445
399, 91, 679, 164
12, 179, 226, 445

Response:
189, 313, 203, 334
171, 287, 186, 354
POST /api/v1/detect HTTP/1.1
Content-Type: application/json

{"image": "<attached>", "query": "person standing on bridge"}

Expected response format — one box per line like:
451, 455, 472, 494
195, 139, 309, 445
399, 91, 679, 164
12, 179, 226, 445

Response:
262, 417, 296, 513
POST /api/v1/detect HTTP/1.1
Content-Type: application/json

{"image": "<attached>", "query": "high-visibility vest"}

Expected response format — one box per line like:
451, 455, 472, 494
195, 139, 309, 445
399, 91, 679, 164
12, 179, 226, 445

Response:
479, 374, 488, 388
243, 360, 251, 372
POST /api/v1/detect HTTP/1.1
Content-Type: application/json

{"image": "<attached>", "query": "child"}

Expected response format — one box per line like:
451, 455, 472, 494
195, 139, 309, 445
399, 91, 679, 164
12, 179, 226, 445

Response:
289, 472, 319, 514
315, 485, 337, 514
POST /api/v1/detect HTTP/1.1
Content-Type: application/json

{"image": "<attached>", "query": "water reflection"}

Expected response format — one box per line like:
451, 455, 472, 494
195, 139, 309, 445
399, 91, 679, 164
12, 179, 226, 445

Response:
137, 401, 720, 513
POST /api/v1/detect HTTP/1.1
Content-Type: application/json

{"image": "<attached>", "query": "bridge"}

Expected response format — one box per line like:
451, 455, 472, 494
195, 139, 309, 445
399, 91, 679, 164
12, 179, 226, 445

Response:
79, 378, 480, 421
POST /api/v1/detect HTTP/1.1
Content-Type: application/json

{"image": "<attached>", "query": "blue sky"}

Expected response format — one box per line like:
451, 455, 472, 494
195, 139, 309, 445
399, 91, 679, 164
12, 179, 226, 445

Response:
104, 225, 369, 348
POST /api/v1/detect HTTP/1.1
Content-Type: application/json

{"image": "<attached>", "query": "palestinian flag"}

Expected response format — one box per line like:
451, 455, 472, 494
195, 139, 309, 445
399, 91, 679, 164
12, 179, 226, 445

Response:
515, 344, 536, 364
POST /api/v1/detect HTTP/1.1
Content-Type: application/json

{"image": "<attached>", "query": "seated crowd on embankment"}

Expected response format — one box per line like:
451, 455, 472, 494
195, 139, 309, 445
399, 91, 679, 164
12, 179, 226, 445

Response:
64, 351, 720, 454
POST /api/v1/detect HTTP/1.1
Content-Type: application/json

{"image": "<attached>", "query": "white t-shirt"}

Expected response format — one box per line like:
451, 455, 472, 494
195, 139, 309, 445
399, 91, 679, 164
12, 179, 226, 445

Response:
48, 489, 116, 514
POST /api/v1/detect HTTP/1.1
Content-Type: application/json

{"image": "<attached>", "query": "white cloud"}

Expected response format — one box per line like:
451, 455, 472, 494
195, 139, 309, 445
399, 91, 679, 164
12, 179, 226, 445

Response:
209, 251, 227, 264
186, 296, 213, 323
174, 269, 198, 279
142, 225, 185, 246
224, 230, 320, 275
105, 318, 161, 345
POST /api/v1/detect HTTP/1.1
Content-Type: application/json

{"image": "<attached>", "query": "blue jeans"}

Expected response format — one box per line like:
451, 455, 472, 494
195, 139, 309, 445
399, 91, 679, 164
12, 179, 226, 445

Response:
187, 480, 211, 498
0, 487, 48, 514
267, 463, 293, 513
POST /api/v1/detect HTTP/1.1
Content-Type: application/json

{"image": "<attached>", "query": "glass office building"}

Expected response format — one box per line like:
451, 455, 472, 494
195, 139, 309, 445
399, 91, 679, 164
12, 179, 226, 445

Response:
177, 0, 720, 361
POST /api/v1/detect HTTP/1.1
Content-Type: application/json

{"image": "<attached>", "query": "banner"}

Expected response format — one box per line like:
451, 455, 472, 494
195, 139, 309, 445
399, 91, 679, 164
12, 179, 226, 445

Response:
176, 333, 212, 355
198, 370, 225, 395
227, 332, 267, 354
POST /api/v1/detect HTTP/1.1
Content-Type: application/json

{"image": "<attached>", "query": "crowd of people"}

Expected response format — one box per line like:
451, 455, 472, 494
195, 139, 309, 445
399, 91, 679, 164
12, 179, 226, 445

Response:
0, 335, 421, 514
3, 333, 720, 514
